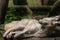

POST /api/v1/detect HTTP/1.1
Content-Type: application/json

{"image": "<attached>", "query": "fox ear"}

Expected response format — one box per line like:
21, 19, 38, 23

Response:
53, 16, 60, 21
56, 16, 60, 21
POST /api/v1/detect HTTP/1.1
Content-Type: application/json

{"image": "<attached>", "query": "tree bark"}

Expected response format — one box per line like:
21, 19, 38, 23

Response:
0, 0, 9, 24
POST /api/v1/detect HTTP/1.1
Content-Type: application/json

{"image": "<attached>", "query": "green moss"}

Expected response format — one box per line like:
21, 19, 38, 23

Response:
0, 33, 3, 40
0, 37, 3, 40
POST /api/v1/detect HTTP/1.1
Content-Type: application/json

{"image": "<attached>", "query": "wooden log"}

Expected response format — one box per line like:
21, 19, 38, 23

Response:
4, 37, 60, 40
7, 37, 57, 40
55, 37, 60, 40
22, 37, 55, 40
13, 37, 60, 40
48, 1, 60, 17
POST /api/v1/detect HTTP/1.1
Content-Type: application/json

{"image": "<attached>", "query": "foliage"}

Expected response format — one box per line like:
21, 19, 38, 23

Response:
5, 13, 17, 23
5, 7, 17, 23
